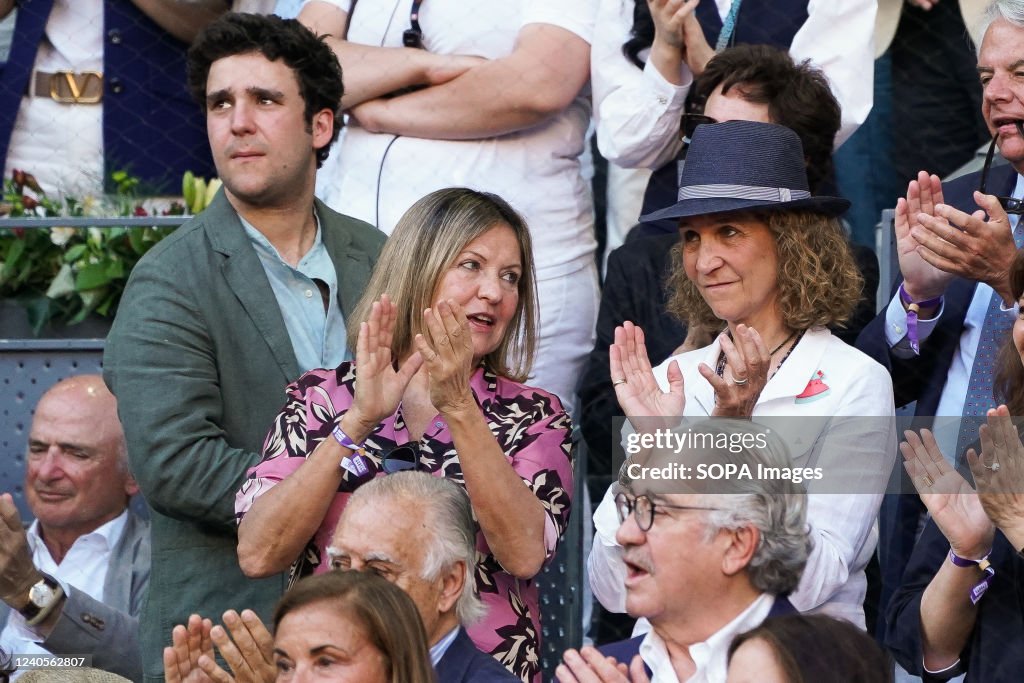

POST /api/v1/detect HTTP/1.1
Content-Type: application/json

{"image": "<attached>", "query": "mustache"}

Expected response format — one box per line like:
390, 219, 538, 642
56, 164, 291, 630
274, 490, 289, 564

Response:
622, 551, 654, 575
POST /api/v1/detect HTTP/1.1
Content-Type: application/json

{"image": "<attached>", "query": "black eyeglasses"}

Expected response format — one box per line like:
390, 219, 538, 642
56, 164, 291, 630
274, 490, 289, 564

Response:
614, 492, 720, 532
979, 126, 1024, 215
681, 113, 718, 145
382, 444, 422, 474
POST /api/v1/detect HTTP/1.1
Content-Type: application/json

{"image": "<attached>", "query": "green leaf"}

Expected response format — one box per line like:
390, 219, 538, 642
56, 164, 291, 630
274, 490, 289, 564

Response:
74, 263, 112, 290
4, 238, 25, 275
45, 263, 76, 298
22, 296, 52, 335
63, 244, 88, 263
128, 228, 144, 254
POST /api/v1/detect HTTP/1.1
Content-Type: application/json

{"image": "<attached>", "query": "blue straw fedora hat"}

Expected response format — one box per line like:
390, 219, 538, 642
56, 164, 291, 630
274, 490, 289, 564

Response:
640, 120, 850, 223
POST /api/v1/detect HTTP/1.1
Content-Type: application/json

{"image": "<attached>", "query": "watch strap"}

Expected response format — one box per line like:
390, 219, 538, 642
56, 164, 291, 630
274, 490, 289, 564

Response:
20, 573, 65, 626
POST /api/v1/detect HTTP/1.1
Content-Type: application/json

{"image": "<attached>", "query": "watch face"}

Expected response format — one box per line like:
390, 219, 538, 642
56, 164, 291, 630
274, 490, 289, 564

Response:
28, 581, 58, 608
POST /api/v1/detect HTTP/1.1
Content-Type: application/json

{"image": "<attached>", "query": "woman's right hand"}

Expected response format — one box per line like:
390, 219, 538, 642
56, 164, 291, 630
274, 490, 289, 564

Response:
649, 0, 699, 50
610, 321, 685, 421
901, 429, 994, 559
348, 295, 423, 435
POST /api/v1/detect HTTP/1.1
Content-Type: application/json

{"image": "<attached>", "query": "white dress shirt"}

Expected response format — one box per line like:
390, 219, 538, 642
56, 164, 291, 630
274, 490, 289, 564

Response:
0, 511, 128, 678
638, 593, 774, 683
591, 0, 876, 171
588, 328, 895, 628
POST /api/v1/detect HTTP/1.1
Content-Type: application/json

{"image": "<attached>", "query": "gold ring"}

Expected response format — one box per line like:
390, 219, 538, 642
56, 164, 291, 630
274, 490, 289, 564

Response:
918, 474, 934, 489
612, 378, 627, 386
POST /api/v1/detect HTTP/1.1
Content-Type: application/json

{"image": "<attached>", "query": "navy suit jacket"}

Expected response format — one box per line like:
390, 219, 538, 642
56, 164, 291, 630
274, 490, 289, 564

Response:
0, 0, 214, 193
435, 628, 519, 683
855, 162, 1020, 636
886, 520, 1024, 682
596, 596, 797, 676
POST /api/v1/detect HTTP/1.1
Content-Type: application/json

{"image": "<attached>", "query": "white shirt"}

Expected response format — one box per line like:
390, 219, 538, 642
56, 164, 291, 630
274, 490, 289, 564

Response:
428, 626, 460, 667
588, 328, 895, 628
884, 174, 1024, 460
590, 0, 875, 171
312, 0, 598, 280
0, 511, 128, 677
4, 0, 104, 196
638, 593, 774, 683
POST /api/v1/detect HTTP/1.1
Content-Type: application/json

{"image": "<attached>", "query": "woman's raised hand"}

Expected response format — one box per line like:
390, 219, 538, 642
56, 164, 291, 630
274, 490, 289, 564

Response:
901, 429, 994, 560
701, 324, 770, 418
350, 295, 423, 430
415, 299, 476, 416
609, 321, 685, 420
969, 405, 1024, 540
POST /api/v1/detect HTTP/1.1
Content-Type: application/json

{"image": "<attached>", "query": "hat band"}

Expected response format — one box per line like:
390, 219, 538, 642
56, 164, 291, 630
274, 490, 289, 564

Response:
677, 184, 811, 203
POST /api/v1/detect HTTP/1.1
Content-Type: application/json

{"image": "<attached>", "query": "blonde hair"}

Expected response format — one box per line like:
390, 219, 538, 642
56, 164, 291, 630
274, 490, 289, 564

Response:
348, 188, 538, 381
666, 211, 863, 331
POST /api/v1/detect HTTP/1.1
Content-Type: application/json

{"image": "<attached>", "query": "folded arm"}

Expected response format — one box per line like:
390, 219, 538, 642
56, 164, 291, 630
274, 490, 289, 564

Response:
129, 0, 230, 43
350, 23, 590, 140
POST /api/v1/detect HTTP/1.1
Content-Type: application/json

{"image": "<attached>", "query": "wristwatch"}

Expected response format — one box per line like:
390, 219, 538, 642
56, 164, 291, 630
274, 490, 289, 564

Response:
19, 573, 64, 626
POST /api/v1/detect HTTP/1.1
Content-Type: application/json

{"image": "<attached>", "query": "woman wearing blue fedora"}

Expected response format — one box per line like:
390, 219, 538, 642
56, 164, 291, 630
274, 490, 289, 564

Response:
589, 120, 896, 630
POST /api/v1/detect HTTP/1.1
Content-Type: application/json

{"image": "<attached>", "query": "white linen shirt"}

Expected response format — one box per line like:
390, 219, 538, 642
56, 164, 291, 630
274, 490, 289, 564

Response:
638, 593, 774, 683
590, 0, 876, 171
0, 511, 127, 676
4, 0, 104, 196
311, 0, 598, 281
588, 327, 896, 628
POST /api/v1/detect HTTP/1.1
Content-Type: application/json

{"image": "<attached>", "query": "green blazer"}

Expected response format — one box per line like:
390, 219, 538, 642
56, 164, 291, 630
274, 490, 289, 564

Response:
103, 192, 386, 681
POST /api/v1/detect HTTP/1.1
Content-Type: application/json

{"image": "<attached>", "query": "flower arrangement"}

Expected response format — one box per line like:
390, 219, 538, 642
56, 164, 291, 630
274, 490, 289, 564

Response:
0, 169, 221, 334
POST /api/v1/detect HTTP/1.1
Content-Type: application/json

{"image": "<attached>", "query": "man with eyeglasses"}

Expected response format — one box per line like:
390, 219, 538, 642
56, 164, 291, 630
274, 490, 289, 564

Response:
557, 420, 810, 683
856, 0, 1024, 642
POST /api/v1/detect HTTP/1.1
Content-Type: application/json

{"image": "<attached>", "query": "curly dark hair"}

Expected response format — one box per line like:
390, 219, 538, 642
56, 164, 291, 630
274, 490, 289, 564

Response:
694, 45, 840, 193
187, 12, 343, 168
994, 248, 1024, 415
666, 210, 863, 331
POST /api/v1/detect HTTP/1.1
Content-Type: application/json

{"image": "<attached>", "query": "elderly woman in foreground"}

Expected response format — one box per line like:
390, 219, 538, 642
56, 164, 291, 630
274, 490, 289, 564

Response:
589, 120, 896, 628
235, 188, 573, 682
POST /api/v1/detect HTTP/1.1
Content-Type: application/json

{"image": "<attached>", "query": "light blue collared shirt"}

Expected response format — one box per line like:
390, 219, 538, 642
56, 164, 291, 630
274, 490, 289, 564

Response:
429, 626, 461, 667
242, 213, 348, 372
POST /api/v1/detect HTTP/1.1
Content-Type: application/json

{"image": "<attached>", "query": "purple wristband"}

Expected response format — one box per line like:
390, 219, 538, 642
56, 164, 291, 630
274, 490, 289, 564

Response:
948, 548, 995, 604
332, 424, 369, 477
899, 283, 942, 355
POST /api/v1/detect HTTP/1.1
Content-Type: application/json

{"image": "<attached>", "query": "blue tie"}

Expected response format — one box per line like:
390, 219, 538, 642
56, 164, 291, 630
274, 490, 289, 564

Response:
715, 0, 743, 52
955, 216, 1024, 462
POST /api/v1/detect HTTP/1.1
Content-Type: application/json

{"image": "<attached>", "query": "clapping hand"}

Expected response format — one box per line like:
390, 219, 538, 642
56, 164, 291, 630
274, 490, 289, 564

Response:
700, 324, 770, 418
968, 405, 1024, 546
349, 295, 423, 434
164, 610, 275, 683
895, 172, 956, 302
610, 321, 685, 424
557, 647, 650, 683
901, 429, 994, 559
414, 299, 476, 416
0, 494, 42, 612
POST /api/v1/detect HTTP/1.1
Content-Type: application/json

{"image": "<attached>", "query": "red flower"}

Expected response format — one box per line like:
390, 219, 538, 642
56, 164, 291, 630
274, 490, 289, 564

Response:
133, 205, 149, 217
21, 195, 37, 210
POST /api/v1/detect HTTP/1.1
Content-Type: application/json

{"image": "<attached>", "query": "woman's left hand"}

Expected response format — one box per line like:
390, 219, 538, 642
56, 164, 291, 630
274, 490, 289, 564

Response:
701, 324, 770, 417
415, 299, 477, 415
969, 405, 1024, 544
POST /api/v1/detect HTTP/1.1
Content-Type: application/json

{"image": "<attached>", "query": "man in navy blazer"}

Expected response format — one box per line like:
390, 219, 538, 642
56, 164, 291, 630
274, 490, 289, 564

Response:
856, 0, 1024, 638
558, 420, 811, 682
329, 473, 518, 683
